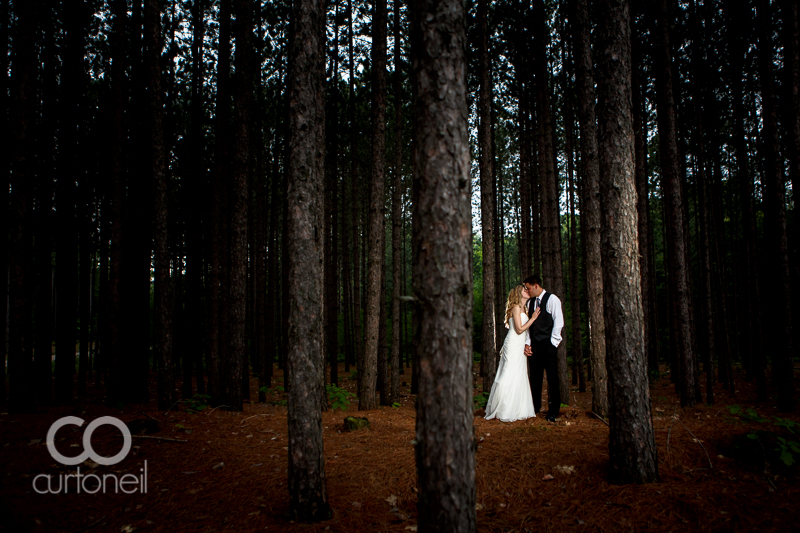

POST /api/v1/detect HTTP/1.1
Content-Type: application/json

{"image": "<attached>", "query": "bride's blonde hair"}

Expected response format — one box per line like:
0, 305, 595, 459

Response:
504, 285, 526, 328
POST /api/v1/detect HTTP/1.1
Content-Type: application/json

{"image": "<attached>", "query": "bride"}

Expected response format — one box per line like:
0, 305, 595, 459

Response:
484, 285, 540, 422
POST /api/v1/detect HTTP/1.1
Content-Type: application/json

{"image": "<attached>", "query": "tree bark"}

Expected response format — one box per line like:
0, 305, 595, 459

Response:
569, 0, 607, 416
55, 0, 85, 404
8, 0, 38, 413
757, 0, 795, 412
145, 0, 174, 410
410, 0, 477, 527
631, 9, 658, 377
208, 0, 231, 404
595, 0, 659, 484
653, 0, 696, 407
361, 0, 388, 411
532, 0, 568, 408
0, 0, 9, 404
478, 0, 497, 395
325, 0, 342, 388
286, 0, 330, 519
390, 0, 404, 404
106, 0, 127, 407
187, 0, 206, 396
565, 91, 585, 394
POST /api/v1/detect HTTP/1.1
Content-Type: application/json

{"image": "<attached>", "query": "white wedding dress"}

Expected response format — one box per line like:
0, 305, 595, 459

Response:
484, 312, 536, 422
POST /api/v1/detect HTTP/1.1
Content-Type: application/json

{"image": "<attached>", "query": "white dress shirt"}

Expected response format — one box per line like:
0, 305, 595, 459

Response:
524, 289, 564, 348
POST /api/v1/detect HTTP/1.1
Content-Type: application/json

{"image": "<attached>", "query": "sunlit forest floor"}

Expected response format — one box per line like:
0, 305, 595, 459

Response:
1, 363, 799, 532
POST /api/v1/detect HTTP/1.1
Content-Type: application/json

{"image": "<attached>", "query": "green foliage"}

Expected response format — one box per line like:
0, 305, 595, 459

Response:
349, 370, 358, 381
326, 384, 356, 411
727, 404, 768, 423
473, 391, 490, 410
727, 405, 800, 467
391, 402, 401, 409
182, 394, 210, 413
259, 386, 287, 406
776, 437, 800, 466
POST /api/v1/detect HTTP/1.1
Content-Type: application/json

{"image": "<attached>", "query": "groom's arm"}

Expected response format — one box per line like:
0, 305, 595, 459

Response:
549, 296, 564, 347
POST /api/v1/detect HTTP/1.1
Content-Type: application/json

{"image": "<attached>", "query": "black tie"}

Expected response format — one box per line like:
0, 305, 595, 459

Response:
535, 297, 540, 311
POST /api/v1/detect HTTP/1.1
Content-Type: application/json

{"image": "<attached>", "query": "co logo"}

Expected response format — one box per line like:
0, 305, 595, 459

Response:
46, 416, 132, 466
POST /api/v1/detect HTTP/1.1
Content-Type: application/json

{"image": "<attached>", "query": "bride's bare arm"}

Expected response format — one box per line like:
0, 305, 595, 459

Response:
511, 305, 540, 335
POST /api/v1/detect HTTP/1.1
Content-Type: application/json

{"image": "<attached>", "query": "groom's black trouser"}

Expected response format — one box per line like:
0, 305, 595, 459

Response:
528, 337, 560, 418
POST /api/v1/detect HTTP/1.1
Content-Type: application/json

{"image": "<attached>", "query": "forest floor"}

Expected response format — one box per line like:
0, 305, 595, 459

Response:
1, 364, 799, 533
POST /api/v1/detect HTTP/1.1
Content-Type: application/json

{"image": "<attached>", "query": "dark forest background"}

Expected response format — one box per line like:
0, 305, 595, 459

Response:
3, 0, 798, 420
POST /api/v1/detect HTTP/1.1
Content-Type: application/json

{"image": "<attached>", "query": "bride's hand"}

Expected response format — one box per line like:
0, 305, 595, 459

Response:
532, 307, 541, 320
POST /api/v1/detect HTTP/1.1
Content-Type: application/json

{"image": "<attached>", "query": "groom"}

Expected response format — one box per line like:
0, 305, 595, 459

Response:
523, 275, 564, 423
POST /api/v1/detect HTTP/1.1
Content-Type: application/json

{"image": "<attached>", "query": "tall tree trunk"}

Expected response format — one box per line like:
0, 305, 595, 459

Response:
410, 0, 477, 527
55, 0, 85, 404
107, 0, 127, 407
532, 0, 568, 408
223, 0, 256, 412
757, 0, 795, 412
783, 0, 800, 196
8, 0, 38, 413
187, 0, 206, 396
208, 0, 231, 404
286, 0, 330, 519
570, 0, 607, 416
727, 4, 765, 398
390, 0, 404, 403
78, 187, 92, 397
145, 0, 174, 410
361, 0, 388, 411
689, 0, 714, 405
595, 0, 659, 484
653, 0, 696, 407
348, 0, 364, 379
326, 0, 341, 387
125, 0, 152, 404
0, 0, 9, 404
565, 93, 585, 394
492, 109, 505, 357
478, 0, 497, 395
35, 1, 56, 405
631, 8, 658, 377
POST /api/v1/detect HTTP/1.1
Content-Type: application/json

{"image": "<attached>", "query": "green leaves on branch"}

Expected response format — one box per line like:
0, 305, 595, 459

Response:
326, 384, 356, 411
728, 405, 800, 467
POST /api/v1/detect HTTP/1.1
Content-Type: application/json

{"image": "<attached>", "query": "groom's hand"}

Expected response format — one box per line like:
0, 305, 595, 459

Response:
524, 345, 532, 357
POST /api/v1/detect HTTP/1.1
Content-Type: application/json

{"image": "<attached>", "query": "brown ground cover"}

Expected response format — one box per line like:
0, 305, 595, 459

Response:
1, 364, 798, 533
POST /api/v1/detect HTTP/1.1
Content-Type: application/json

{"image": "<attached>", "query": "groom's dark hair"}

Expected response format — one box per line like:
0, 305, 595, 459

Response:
523, 275, 542, 287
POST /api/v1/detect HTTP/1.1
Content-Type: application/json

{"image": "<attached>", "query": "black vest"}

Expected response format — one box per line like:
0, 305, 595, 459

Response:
528, 291, 554, 342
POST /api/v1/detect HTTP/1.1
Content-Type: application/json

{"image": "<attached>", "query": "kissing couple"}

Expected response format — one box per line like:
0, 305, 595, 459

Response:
484, 275, 565, 423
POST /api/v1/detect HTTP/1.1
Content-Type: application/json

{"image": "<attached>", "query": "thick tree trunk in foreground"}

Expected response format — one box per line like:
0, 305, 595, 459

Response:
145, 0, 174, 410
757, 0, 794, 412
286, 0, 330, 520
361, 0, 388, 411
595, 0, 659, 484
654, 0, 696, 407
478, 0, 497, 395
570, 0, 607, 416
410, 0, 477, 528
